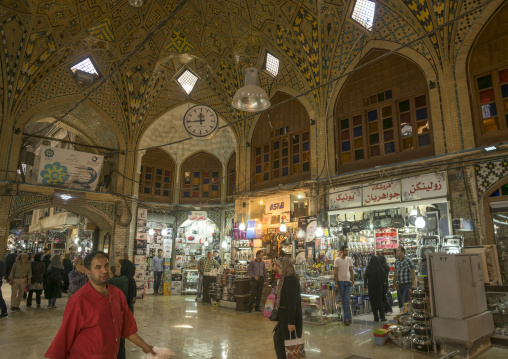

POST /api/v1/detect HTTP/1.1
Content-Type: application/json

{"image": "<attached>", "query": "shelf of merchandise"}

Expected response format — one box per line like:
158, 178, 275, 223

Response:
182, 269, 199, 294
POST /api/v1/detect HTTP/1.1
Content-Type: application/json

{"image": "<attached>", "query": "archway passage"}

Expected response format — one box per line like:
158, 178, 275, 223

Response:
251, 92, 311, 190
334, 50, 435, 173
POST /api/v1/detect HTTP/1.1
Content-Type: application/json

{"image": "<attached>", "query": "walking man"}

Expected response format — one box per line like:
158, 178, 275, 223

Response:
0, 258, 7, 318
9, 253, 32, 311
152, 249, 164, 295
392, 246, 416, 312
334, 245, 354, 325
247, 250, 267, 313
45, 251, 157, 358
196, 251, 220, 301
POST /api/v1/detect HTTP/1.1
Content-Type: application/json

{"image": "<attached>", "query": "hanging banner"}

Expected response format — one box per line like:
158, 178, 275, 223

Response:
37, 146, 103, 190
401, 172, 447, 201
188, 211, 207, 221
363, 180, 401, 206
329, 186, 362, 210
264, 195, 291, 216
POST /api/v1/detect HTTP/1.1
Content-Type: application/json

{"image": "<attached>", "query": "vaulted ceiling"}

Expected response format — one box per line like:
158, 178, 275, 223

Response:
0, 0, 495, 149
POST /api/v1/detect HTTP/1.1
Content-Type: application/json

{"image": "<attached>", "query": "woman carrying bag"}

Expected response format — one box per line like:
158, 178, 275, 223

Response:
272, 257, 303, 359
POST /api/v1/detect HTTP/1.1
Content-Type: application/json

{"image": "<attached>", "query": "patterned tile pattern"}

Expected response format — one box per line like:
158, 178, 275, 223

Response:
475, 158, 508, 196
9, 191, 52, 218
85, 200, 115, 226
87, 17, 116, 42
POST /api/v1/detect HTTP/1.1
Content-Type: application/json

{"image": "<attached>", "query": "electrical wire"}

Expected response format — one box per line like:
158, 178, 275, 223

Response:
116, 0, 495, 154
24, 0, 189, 138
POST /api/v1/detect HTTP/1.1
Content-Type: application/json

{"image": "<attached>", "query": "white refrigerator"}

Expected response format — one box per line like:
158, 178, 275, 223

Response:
428, 253, 487, 319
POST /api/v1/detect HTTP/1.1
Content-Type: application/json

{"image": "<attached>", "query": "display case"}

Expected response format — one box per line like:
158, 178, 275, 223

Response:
300, 279, 338, 325
485, 286, 508, 346
182, 269, 199, 294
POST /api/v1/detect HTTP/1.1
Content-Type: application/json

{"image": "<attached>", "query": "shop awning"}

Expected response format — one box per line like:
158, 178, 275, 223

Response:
328, 197, 448, 217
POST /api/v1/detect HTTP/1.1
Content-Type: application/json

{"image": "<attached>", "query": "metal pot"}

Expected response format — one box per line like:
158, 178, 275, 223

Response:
413, 323, 432, 336
412, 289, 426, 299
388, 325, 411, 338
412, 312, 431, 322
399, 314, 412, 326
411, 299, 426, 310
412, 336, 433, 352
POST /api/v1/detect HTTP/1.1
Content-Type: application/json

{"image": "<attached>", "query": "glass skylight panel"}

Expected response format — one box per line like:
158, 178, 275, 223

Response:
70, 58, 99, 76
265, 52, 280, 77
177, 69, 198, 95
352, 0, 376, 31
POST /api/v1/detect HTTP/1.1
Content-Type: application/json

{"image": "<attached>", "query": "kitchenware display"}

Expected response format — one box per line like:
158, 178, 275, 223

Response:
388, 325, 411, 338
373, 212, 383, 229
425, 212, 438, 232
404, 208, 410, 227
412, 312, 431, 322
409, 209, 417, 226
341, 215, 352, 232
413, 323, 432, 336
421, 235, 440, 247
362, 213, 371, 230
411, 299, 426, 310
412, 289, 426, 299
420, 245, 436, 258
389, 336, 412, 349
412, 336, 433, 352
350, 215, 362, 233
399, 314, 412, 326
380, 211, 392, 228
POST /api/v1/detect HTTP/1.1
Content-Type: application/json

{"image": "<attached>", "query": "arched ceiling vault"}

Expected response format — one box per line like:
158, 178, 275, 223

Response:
0, 0, 499, 150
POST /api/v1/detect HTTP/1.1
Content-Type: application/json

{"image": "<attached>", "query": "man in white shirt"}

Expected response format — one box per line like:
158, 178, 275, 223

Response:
334, 245, 354, 325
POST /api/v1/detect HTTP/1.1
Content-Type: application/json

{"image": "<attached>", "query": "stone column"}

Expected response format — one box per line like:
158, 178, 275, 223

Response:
110, 199, 138, 265
0, 194, 12, 259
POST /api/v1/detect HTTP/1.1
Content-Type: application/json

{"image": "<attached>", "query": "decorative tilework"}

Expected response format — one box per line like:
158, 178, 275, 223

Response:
9, 191, 52, 218
475, 158, 508, 196
165, 29, 195, 52
85, 200, 115, 226
87, 18, 116, 42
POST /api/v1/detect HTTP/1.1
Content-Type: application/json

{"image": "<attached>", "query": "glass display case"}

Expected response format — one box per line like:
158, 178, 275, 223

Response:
182, 269, 199, 294
492, 211, 508, 285
486, 286, 508, 346
300, 279, 339, 325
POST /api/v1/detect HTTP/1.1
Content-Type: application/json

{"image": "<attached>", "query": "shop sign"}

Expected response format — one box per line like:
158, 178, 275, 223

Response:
36, 146, 104, 190
188, 211, 207, 220
363, 180, 401, 206
262, 214, 272, 225
265, 196, 291, 216
401, 172, 447, 201
329, 186, 362, 210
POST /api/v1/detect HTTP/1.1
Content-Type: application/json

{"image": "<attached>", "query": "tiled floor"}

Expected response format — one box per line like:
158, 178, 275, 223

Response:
0, 283, 506, 358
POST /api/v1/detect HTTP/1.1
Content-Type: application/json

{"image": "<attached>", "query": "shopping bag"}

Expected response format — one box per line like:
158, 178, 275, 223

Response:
284, 331, 306, 359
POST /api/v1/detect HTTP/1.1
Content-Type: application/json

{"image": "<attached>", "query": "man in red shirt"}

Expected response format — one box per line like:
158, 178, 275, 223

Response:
45, 251, 157, 359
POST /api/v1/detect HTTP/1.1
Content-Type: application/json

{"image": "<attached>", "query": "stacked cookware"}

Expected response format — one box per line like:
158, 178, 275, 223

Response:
411, 288, 434, 353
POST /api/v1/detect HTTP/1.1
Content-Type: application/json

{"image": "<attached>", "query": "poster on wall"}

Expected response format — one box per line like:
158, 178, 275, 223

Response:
36, 146, 104, 190
329, 186, 362, 210
362, 180, 401, 206
134, 208, 148, 299
401, 172, 447, 201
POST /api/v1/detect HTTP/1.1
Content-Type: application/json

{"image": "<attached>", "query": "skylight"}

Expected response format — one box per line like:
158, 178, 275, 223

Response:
264, 52, 280, 77
177, 69, 199, 95
70, 58, 99, 76
352, 0, 376, 31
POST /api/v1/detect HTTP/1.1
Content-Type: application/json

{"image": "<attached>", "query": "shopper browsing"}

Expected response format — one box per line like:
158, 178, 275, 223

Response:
392, 246, 416, 312
247, 250, 267, 313
9, 253, 32, 311
152, 249, 164, 295
334, 245, 354, 326
27, 253, 45, 308
45, 251, 157, 359
188, 256, 198, 269
195, 251, 221, 301
364, 256, 387, 322
45, 255, 64, 309
213, 251, 222, 265
272, 257, 302, 359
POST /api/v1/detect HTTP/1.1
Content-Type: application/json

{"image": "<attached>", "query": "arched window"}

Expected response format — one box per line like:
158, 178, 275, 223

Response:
227, 152, 236, 200
139, 148, 175, 203
181, 152, 222, 203
251, 92, 311, 190
334, 50, 434, 173
469, 2, 508, 146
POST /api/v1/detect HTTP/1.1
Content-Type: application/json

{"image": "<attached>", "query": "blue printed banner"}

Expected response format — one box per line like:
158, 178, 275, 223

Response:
265, 195, 291, 216
37, 146, 103, 190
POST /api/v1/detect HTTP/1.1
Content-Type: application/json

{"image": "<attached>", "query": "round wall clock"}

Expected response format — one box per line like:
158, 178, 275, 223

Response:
182, 105, 219, 140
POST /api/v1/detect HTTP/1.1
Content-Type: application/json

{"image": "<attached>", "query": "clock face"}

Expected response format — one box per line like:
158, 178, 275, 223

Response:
183, 105, 219, 140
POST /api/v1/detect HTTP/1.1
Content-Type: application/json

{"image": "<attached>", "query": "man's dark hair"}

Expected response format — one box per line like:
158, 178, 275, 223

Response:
84, 251, 109, 270
340, 245, 348, 252
157, 249, 163, 252
256, 250, 263, 256
398, 246, 406, 254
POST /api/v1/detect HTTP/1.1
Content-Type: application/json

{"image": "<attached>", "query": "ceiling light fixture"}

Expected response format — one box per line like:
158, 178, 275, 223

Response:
485, 145, 497, 152
161, 228, 168, 236
232, 67, 271, 112
315, 227, 324, 238
415, 208, 426, 229
239, 221, 246, 231
128, 0, 144, 7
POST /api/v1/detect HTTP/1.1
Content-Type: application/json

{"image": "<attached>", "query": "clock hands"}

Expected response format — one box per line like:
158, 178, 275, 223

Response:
187, 113, 206, 125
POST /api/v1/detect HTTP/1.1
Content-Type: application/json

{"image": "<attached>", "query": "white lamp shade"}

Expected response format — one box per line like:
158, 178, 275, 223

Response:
222, 241, 228, 248
161, 228, 168, 236
315, 227, 324, 237
204, 240, 209, 246
148, 228, 155, 235
232, 68, 271, 112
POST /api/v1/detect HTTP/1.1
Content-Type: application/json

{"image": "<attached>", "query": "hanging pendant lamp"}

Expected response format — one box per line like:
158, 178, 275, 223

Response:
232, 67, 271, 112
